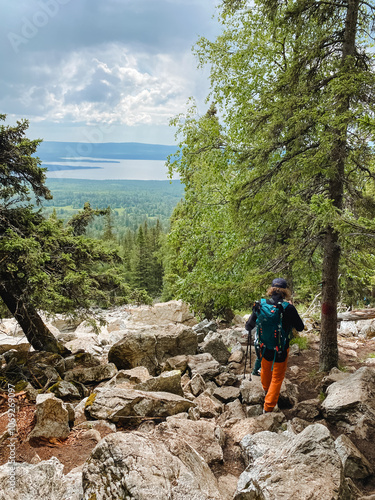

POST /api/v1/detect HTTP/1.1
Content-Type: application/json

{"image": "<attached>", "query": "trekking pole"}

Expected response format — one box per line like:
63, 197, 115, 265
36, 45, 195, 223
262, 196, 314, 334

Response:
243, 329, 252, 381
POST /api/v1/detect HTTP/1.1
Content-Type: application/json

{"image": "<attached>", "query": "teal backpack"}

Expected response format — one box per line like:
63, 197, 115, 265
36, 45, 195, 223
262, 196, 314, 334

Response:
254, 299, 289, 368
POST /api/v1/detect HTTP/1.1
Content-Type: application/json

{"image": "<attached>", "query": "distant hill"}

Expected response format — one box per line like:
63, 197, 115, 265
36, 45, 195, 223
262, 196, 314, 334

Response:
37, 141, 177, 162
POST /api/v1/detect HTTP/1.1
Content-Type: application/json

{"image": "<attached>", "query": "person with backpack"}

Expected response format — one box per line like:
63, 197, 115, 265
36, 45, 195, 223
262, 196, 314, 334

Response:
245, 278, 304, 413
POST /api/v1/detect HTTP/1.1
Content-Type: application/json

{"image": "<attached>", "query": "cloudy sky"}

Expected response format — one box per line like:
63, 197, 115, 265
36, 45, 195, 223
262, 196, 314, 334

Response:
1, 0, 220, 145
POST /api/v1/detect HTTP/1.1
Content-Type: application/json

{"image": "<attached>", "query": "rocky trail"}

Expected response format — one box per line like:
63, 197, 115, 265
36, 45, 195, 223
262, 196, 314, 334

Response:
0, 300, 375, 499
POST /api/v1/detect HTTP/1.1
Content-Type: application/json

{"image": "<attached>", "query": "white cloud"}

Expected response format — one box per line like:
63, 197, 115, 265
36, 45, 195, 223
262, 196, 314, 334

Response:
0, 0, 219, 142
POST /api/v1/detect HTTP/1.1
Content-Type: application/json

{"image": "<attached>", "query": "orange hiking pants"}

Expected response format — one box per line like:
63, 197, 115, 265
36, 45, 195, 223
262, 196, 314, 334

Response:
261, 349, 289, 412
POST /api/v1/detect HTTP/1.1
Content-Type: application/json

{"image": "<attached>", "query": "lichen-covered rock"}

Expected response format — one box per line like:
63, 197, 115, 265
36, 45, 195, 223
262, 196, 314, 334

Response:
28, 394, 71, 440
156, 417, 224, 465
82, 431, 221, 499
0, 457, 82, 500
64, 363, 117, 384
86, 387, 194, 422
334, 434, 373, 480
134, 370, 184, 396
108, 324, 198, 375
322, 367, 375, 438
234, 424, 353, 500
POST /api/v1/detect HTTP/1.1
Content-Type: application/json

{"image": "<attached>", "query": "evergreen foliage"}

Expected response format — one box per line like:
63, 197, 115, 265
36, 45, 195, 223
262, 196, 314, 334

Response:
165, 0, 375, 369
0, 116, 143, 352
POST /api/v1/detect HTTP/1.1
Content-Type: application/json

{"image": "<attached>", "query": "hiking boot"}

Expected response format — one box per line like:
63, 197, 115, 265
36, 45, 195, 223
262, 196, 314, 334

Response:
252, 369, 261, 376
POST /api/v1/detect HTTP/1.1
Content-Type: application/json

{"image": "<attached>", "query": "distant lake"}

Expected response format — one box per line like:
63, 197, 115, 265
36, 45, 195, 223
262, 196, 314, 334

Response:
44, 158, 175, 180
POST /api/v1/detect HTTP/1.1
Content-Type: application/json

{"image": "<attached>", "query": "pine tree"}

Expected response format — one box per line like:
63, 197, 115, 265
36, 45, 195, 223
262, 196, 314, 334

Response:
167, 0, 375, 369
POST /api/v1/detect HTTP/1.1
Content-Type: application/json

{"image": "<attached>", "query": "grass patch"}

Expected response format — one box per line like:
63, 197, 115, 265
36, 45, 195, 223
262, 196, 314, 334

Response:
368, 353, 375, 359
290, 336, 310, 350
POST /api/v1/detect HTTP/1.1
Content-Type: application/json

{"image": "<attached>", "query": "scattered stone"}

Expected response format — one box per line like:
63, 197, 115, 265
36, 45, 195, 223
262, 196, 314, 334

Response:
225, 412, 286, 444
28, 394, 71, 440
194, 392, 224, 418
213, 386, 241, 404
234, 424, 352, 500
48, 380, 81, 400
240, 430, 290, 467
215, 371, 238, 387
293, 398, 321, 421
157, 417, 224, 465
187, 353, 222, 381
335, 434, 373, 480
134, 370, 184, 396
200, 332, 231, 365
187, 373, 207, 397
240, 377, 265, 405
65, 363, 117, 384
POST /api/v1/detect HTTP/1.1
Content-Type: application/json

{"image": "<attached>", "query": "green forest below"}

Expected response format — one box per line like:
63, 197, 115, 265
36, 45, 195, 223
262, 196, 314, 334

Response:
42, 179, 184, 237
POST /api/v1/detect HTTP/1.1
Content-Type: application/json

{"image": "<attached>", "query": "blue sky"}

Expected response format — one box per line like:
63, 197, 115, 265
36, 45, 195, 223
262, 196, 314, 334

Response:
1, 0, 219, 145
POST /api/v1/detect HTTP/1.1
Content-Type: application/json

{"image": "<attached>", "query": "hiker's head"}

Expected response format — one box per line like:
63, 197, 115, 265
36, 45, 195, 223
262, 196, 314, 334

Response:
266, 278, 291, 300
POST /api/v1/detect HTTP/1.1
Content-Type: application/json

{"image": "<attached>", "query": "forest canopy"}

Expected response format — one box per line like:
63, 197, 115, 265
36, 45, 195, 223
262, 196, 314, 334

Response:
165, 0, 375, 370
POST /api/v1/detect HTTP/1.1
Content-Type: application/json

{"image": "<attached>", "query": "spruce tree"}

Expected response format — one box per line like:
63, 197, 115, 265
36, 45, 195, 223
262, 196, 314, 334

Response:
167, 0, 375, 370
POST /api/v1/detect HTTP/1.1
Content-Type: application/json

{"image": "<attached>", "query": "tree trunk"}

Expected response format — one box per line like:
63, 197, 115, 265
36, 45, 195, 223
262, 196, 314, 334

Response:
319, 0, 359, 371
0, 284, 70, 355
320, 228, 340, 370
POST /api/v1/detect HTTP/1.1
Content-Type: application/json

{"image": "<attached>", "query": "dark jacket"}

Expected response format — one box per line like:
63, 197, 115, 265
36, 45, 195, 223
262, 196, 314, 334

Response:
245, 292, 304, 362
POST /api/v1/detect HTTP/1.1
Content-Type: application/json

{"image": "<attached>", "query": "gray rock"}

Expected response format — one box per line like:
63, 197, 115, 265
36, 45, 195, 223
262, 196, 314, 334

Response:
106, 366, 152, 387
157, 417, 224, 465
187, 353, 222, 381
48, 380, 81, 400
240, 430, 290, 467
200, 332, 231, 365
225, 413, 287, 445
86, 387, 194, 422
322, 367, 375, 438
82, 431, 221, 499
188, 373, 207, 396
335, 434, 373, 480
64, 363, 118, 384
234, 424, 351, 500
0, 457, 83, 500
134, 370, 184, 396
108, 324, 198, 375
28, 394, 71, 440
212, 386, 241, 403
194, 392, 224, 418
215, 371, 238, 386
163, 354, 189, 373
240, 377, 265, 405
293, 398, 321, 421
322, 367, 351, 392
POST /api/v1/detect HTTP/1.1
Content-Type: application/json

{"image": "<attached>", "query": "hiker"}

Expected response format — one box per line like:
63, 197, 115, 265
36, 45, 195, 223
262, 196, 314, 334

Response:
245, 278, 304, 413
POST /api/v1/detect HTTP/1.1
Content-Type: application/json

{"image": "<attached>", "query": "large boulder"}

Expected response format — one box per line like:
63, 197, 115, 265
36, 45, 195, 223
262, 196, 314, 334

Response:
225, 413, 286, 445
134, 370, 184, 396
128, 300, 196, 325
321, 367, 375, 438
157, 417, 225, 465
108, 324, 198, 375
82, 431, 221, 499
86, 387, 194, 422
186, 353, 222, 381
64, 362, 117, 384
27, 393, 72, 440
200, 332, 231, 365
234, 424, 356, 500
0, 457, 82, 500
